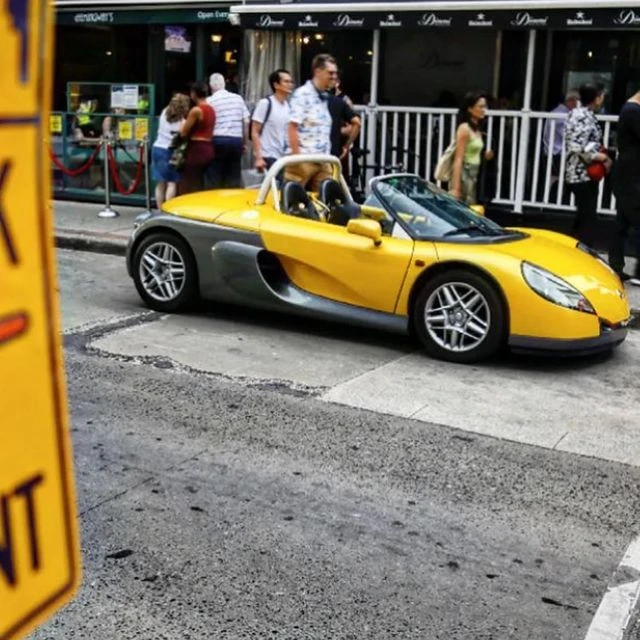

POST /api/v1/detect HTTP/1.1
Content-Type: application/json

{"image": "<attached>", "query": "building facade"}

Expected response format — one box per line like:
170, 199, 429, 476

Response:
54, 3, 242, 113
52, 0, 640, 213
234, 1, 640, 114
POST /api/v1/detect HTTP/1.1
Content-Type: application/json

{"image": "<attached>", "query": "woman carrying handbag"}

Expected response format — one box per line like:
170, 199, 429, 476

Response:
449, 92, 494, 206
564, 83, 612, 246
153, 93, 190, 207
177, 82, 216, 195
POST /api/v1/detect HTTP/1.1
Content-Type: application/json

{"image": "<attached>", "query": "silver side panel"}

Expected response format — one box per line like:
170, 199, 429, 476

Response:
126, 213, 262, 293
127, 214, 408, 335
209, 241, 409, 334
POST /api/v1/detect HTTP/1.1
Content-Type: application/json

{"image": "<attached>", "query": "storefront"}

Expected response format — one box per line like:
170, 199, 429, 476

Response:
232, 0, 640, 215
232, 1, 640, 112
54, 3, 242, 112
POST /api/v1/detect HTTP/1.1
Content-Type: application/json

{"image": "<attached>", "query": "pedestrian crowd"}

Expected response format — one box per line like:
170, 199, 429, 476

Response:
151, 54, 360, 207
150, 53, 640, 285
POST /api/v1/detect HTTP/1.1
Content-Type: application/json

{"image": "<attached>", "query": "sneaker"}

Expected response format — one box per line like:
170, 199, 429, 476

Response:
629, 275, 640, 287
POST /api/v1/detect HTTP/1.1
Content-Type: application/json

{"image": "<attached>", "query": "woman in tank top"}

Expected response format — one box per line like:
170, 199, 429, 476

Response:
450, 92, 494, 206
179, 82, 216, 194
152, 93, 190, 206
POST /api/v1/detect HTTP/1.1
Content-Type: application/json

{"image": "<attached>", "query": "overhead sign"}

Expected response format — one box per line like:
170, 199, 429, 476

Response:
55, 7, 230, 25
1, 0, 80, 638
233, 6, 640, 29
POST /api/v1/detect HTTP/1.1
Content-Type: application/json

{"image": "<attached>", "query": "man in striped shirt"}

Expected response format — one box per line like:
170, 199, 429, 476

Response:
206, 73, 250, 188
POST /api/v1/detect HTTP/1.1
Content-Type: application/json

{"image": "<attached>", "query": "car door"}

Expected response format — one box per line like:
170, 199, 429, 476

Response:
259, 210, 414, 314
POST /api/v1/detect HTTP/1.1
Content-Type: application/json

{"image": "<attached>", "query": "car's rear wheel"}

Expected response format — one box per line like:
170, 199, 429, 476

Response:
132, 232, 198, 312
413, 269, 505, 363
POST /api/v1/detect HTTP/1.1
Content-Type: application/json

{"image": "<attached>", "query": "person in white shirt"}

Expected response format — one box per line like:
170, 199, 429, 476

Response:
151, 93, 190, 206
251, 69, 293, 172
285, 53, 335, 191
206, 72, 250, 188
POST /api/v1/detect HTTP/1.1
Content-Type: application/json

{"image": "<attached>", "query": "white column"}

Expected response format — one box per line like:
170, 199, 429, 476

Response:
514, 29, 536, 214
365, 29, 381, 189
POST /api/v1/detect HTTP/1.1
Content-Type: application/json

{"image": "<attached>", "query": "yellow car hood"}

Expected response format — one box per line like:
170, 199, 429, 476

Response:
161, 189, 252, 223
494, 227, 628, 320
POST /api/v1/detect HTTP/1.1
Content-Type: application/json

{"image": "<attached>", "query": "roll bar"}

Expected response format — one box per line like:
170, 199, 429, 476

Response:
254, 154, 355, 209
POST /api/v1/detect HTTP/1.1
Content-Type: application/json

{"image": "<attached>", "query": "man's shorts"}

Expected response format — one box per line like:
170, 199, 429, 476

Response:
284, 161, 332, 193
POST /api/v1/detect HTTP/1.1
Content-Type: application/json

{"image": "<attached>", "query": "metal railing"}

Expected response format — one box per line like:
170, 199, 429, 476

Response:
50, 111, 155, 204
49, 111, 154, 214
354, 105, 619, 216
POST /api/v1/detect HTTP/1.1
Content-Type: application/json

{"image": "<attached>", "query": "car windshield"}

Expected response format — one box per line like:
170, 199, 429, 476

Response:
372, 175, 509, 240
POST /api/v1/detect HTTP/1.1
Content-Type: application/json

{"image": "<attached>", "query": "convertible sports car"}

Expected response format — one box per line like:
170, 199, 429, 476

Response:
126, 154, 631, 363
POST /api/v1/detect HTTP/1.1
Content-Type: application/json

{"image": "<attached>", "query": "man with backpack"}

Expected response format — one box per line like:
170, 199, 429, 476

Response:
251, 69, 293, 172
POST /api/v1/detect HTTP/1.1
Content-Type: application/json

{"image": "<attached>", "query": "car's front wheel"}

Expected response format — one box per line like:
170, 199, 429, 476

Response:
413, 269, 506, 363
132, 232, 198, 312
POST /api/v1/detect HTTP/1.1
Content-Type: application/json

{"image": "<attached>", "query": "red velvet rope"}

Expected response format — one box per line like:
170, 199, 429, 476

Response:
48, 143, 101, 176
106, 144, 145, 196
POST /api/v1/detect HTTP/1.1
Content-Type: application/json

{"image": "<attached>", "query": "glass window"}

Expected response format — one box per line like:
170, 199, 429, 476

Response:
299, 31, 373, 104
548, 31, 640, 114
372, 175, 511, 240
205, 26, 242, 91
362, 193, 396, 236
54, 25, 148, 112
164, 25, 196, 99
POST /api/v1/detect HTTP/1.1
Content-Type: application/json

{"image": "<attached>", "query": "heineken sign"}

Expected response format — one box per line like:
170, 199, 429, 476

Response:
57, 8, 230, 25
238, 7, 640, 29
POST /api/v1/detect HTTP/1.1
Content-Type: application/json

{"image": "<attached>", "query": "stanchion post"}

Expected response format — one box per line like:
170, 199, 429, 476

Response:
98, 138, 120, 219
143, 137, 152, 213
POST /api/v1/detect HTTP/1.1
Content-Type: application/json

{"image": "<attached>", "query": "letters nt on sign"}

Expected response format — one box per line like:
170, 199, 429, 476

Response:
0, 474, 44, 588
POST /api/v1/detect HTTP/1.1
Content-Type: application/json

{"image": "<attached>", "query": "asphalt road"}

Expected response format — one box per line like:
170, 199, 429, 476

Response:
29, 250, 640, 639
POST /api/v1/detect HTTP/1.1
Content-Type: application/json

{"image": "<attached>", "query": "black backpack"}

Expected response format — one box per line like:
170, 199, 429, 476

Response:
249, 96, 273, 140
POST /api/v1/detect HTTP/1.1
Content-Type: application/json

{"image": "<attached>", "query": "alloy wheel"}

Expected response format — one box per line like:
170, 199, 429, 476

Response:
138, 241, 186, 302
423, 281, 491, 353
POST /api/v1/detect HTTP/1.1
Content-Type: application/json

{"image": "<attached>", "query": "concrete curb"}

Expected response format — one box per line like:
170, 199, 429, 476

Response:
55, 230, 128, 256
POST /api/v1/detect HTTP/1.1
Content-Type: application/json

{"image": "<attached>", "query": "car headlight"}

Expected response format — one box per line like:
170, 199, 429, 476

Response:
521, 262, 594, 314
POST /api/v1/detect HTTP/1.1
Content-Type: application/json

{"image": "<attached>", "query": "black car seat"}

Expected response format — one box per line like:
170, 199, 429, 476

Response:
281, 181, 320, 220
318, 178, 360, 226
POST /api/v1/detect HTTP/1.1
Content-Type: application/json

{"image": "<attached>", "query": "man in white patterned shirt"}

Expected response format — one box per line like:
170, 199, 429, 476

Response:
284, 53, 335, 191
207, 73, 250, 188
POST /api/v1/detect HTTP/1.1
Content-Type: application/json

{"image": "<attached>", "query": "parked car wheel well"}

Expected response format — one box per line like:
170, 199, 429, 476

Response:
407, 261, 510, 335
131, 225, 198, 273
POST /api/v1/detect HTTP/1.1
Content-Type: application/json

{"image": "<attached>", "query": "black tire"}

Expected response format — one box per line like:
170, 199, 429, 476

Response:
132, 232, 198, 312
413, 269, 506, 364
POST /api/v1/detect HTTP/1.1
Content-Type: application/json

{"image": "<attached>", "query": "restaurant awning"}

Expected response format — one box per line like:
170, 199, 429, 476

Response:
229, 0, 640, 30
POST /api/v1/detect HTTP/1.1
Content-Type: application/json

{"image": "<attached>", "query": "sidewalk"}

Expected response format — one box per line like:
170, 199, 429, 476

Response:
54, 199, 138, 255
53, 199, 640, 314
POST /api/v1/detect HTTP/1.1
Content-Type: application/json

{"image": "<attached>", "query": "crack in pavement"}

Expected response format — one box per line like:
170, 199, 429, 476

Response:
79, 449, 211, 518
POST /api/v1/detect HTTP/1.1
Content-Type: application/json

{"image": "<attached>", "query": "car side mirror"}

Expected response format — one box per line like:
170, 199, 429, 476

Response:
347, 219, 382, 246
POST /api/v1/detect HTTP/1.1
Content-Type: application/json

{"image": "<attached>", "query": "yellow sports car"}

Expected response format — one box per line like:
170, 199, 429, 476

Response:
126, 154, 631, 363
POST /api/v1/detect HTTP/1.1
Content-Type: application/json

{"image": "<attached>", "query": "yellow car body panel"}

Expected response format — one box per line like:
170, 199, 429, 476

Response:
398, 230, 629, 341
259, 209, 414, 313
160, 189, 264, 224
157, 182, 628, 351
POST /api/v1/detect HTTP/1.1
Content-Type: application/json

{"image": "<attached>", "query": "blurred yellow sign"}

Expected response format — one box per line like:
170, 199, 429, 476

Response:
0, 1, 81, 639
118, 119, 133, 140
135, 118, 148, 141
49, 114, 62, 134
